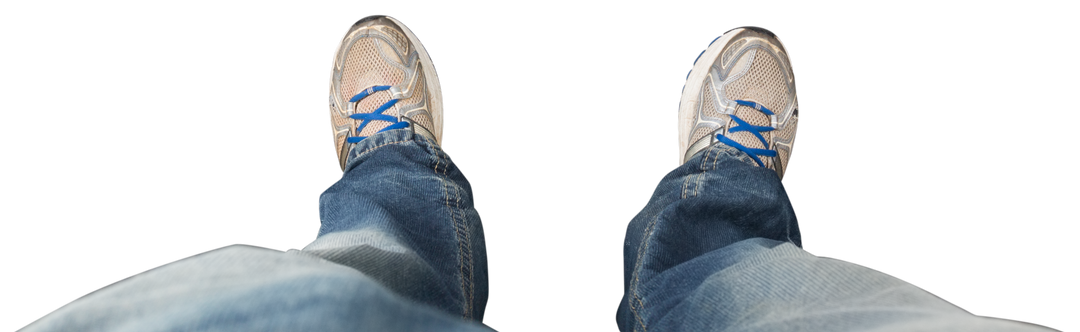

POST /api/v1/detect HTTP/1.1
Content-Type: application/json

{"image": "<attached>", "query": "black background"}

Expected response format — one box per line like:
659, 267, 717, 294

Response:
10, 7, 1071, 332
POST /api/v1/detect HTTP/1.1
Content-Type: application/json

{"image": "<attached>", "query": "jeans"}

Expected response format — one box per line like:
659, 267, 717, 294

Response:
22, 129, 1053, 331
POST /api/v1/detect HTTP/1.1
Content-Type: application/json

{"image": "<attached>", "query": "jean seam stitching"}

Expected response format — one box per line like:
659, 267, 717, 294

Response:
680, 176, 689, 199
455, 175, 475, 319
711, 144, 722, 169
436, 151, 470, 319
440, 149, 470, 317
629, 214, 657, 332
433, 146, 443, 174
691, 147, 711, 197
712, 147, 721, 169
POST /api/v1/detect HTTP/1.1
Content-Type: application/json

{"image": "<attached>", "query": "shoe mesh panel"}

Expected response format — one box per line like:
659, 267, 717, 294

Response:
774, 109, 797, 176
691, 78, 724, 144
398, 68, 435, 133
723, 49, 791, 170
702, 77, 723, 119
342, 37, 406, 137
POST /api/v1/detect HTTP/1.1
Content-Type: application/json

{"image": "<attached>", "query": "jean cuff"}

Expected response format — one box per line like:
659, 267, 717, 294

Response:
343, 129, 440, 171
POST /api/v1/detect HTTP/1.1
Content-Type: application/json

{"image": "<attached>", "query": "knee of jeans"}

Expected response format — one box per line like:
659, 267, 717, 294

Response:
304, 228, 407, 252
302, 245, 447, 297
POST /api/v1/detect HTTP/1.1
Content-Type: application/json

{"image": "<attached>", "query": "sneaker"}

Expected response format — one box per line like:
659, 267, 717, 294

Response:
329, 15, 443, 170
678, 27, 798, 179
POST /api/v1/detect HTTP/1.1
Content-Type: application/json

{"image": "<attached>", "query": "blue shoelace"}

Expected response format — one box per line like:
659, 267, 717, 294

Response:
346, 85, 410, 143
717, 100, 777, 167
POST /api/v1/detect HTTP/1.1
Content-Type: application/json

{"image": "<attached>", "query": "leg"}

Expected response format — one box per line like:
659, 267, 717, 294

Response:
617, 27, 1055, 332
316, 14, 488, 320
22, 16, 490, 332
306, 128, 487, 320
618, 144, 1050, 331
24, 243, 491, 332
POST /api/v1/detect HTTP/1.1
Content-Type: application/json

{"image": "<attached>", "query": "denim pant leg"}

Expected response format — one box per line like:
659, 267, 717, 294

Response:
22, 130, 491, 332
617, 143, 1054, 332
304, 128, 489, 321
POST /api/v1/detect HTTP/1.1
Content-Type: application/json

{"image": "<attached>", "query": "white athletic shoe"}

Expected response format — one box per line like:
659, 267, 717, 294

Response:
679, 27, 798, 179
329, 15, 443, 170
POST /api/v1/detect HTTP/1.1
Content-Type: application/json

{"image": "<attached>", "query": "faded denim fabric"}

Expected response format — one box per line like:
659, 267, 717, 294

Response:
22, 131, 1054, 331
616, 143, 1054, 332
23, 129, 491, 332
